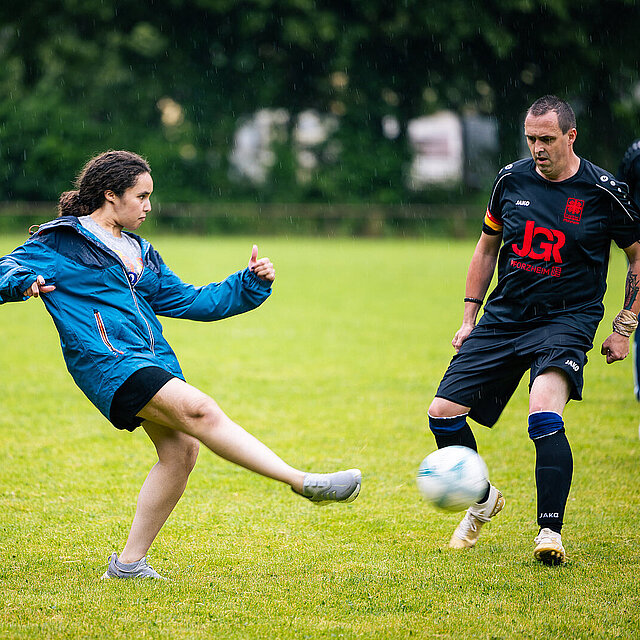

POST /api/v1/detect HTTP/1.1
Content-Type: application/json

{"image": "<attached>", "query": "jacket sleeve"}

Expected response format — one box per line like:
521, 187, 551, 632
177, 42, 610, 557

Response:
0, 239, 56, 304
149, 255, 272, 321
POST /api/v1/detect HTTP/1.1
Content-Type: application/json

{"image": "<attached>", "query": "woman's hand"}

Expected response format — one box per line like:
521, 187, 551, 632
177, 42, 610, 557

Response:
23, 275, 56, 298
248, 244, 275, 283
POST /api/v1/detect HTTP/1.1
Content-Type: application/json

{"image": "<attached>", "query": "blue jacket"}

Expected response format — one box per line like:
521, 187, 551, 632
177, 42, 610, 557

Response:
0, 217, 272, 420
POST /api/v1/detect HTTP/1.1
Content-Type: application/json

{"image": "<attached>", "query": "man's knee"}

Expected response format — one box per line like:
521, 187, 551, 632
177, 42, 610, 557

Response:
428, 398, 471, 435
530, 367, 571, 414
428, 397, 470, 420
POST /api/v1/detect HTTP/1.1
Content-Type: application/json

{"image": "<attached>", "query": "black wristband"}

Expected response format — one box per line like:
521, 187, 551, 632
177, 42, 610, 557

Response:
464, 297, 483, 305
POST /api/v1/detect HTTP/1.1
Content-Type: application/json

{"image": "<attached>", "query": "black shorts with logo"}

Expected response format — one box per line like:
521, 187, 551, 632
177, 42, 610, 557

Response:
435, 321, 592, 428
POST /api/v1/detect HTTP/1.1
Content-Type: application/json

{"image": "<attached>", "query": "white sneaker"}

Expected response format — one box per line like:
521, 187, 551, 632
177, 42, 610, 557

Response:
533, 528, 566, 565
448, 484, 505, 549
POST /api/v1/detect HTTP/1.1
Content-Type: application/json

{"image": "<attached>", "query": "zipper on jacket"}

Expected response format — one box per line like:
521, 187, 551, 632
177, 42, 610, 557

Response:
122, 266, 155, 354
66, 222, 155, 355
93, 311, 124, 355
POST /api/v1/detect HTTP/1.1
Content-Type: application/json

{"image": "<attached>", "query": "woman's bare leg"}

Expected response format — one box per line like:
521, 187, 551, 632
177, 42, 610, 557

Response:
115, 379, 359, 564
118, 422, 199, 563
136, 378, 305, 492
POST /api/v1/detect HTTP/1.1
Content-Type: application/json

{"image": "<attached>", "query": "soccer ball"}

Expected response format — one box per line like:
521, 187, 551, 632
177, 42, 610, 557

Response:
416, 446, 489, 512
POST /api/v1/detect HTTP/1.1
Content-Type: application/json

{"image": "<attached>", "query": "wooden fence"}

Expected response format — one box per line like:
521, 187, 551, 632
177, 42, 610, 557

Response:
0, 202, 481, 237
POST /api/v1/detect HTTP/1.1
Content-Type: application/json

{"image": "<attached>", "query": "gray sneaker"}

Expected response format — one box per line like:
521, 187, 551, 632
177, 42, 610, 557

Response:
297, 469, 362, 505
101, 552, 166, 580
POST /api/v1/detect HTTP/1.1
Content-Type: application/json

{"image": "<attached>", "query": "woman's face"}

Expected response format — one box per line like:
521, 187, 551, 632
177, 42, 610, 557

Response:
108, 172, 153, 230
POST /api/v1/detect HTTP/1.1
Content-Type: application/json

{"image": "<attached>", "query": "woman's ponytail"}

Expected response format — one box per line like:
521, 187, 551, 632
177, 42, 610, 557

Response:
57, 190, 90, 218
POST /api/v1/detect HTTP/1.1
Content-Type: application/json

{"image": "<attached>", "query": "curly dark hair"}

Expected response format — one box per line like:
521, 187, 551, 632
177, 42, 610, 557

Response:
527, 95, 576, 134
58, 150, 151, 217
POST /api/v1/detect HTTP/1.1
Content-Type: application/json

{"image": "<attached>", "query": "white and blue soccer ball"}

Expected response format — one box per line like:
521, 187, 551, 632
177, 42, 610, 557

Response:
416, 446, 489, 512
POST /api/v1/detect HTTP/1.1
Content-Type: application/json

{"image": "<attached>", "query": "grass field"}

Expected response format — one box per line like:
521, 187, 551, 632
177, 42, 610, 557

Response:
1, 233, 639, 639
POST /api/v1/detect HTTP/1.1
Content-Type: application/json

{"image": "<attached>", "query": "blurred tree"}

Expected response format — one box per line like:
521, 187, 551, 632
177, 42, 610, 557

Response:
0, 0, 638, 203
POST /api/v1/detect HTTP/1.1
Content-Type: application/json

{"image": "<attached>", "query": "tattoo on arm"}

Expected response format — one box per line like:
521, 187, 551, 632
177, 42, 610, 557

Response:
623, 270, 640, 310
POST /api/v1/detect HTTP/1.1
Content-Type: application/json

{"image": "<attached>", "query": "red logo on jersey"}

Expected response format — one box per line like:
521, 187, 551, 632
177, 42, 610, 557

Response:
512, 220, 565, 263
564, 198, 584, 224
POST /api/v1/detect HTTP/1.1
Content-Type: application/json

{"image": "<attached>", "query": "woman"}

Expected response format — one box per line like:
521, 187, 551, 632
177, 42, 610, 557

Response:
0, 150, 361, 579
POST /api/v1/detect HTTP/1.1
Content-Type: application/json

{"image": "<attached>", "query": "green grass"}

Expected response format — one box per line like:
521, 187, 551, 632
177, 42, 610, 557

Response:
1, 233, 639, 639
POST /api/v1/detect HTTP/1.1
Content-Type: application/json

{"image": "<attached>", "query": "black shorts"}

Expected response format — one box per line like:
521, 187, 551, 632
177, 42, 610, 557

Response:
109, 367, 177, 432
435, 321, 592, 428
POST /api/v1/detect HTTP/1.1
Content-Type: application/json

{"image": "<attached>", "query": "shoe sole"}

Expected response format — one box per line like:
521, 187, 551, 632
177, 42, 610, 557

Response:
534, 545, 566, 566
488, 492, 505, 518
448, 532, 480, 549
343, 480, 361, 503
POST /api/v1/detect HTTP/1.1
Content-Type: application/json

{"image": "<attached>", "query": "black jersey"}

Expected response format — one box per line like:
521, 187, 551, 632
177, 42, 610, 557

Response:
618, 139, 640, 205
479, 157, 640, 336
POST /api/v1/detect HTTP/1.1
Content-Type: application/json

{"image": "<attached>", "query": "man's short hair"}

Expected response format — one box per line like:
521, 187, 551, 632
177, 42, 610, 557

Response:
527, 95, 576, 134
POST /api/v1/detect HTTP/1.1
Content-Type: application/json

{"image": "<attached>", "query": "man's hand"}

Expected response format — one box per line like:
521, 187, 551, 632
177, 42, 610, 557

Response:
452, 322, 475, 352
23, 275, 56, 299
248, 244, 275, 283
600, 332, 630, 364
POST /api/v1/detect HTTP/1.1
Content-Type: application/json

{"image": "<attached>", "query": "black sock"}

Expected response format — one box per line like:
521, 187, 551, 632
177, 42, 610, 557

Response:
430, 421, 489, 502
534, 429, 573, 534
433, 423, 478, 452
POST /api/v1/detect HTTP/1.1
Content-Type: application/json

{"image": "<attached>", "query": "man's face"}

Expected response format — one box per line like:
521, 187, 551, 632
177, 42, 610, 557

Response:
524, 111, 576, 181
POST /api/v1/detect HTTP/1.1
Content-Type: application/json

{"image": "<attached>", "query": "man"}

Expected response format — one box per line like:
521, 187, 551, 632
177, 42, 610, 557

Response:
617, 139, 640, 417
428, 95, 640, 565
